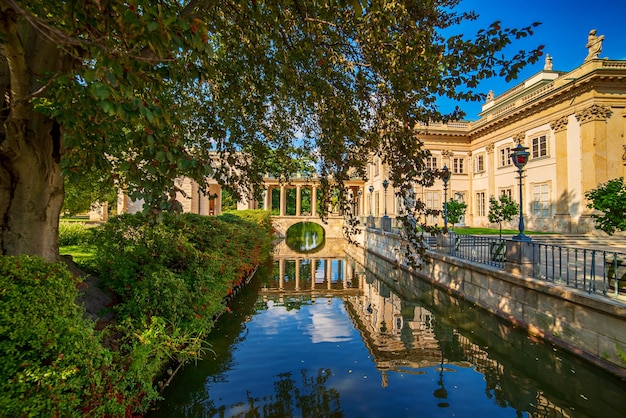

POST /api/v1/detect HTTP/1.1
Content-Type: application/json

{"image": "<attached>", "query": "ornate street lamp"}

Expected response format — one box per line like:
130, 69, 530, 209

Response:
510, 143, 532, 242
440, 165, 451, 233
369, 185, 374, 216
382, 179, 389, 216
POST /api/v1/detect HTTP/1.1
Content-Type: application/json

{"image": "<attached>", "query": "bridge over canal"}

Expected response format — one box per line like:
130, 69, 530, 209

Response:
240, 173, 366, 240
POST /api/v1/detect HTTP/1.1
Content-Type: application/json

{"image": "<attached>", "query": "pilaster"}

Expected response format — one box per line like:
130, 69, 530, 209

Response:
550, 115, 571, 231
575, 105, 611, 212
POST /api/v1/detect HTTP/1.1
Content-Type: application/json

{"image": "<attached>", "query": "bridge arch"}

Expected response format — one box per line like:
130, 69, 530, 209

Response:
272, 215, 345, 240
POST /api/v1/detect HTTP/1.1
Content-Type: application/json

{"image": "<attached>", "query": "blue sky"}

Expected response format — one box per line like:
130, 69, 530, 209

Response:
443, 0, 626, 120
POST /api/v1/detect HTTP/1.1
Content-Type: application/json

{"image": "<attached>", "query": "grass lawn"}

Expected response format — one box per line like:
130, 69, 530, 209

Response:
59, 245, 96, 265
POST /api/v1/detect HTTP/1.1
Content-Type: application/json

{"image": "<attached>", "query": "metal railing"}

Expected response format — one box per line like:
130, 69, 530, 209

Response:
528, 242, 626, 298
364, 221, 626, 300
440, 235, 626, 299
447, 234, 507, 269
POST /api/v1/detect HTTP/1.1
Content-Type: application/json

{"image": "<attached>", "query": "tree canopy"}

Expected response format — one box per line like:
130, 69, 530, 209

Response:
0, 0, 542, 261
585, 177, 626, 236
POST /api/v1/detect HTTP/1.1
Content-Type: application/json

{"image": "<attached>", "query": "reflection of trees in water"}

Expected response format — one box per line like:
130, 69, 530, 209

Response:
232, 368, 344, 418
285, 222, 326, 253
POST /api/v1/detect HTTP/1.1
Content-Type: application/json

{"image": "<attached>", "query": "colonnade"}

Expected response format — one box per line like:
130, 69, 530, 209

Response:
265, 185, 319, 216
264, 183, 364, 217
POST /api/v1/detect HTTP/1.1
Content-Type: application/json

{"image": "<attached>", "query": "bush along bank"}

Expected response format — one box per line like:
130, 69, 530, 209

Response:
0, 210, 273, 417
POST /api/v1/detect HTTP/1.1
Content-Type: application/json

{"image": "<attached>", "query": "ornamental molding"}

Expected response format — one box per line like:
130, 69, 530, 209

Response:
575, 104, 611, 124
550, 115, 569, 133
486, 143, 495, 153
441, 149, 454, 158
513, 132, 526, 145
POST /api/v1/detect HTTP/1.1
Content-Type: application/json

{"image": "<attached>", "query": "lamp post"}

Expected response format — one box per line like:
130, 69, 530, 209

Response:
510, 143, 531, 242
382, 179, 389, 216
369, 185, 374, 216
440, 165, 451, 233
381, 179, 391, 231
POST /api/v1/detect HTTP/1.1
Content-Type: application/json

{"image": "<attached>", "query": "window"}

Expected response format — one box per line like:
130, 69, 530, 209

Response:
532, 184, 550, 217
425, 156, 438, 170
500, 188, 513, 199
476, 192, 486, 217
453, 157, 465, 174
499, 146, 512, 167
425, 191, 440, 224
374, 157, 380, 176
474, 155, 485, 173
532, 135, 548, 158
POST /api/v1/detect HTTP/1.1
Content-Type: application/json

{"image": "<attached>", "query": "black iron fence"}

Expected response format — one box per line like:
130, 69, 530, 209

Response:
441, 234, 626, 299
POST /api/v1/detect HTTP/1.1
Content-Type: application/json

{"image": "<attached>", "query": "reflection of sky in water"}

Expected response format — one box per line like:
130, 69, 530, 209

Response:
259, 299, 353, 343
307, 301, 352, 343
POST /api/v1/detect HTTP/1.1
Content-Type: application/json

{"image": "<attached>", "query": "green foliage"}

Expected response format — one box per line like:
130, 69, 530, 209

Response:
93, 212, 272, 335
1, 211, 273, 416
488, 195, 519, 238
58, 222, 96, 246
0, 256, 140, 417
445, 200, 467, 229
62, 172, 118, 217
585, 177, 626, 235
221, 189, 238, 211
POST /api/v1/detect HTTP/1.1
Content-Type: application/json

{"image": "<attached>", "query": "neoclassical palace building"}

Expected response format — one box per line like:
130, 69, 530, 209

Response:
367, 48, 626, 234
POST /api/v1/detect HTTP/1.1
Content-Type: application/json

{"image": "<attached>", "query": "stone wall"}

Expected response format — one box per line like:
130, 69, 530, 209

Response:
361, 228, 626, 378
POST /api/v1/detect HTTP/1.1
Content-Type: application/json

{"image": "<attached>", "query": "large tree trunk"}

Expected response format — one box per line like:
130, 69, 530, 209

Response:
0, 117, 64, 262
0, 5, 64, 262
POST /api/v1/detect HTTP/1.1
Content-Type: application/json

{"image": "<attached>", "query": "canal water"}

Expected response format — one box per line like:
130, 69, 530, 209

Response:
148, 240, 626, 418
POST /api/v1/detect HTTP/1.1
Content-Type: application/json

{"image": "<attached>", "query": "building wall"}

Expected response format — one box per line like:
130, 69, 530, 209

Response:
365, 58, 626, 234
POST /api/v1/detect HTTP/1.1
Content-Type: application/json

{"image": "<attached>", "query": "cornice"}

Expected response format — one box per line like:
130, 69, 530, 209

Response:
469, 61, 626, 137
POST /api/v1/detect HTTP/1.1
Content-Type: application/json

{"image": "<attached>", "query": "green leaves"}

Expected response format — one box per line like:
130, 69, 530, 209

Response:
585, 177, 626, 235
488, 194, 519, 238
17, 0, 543, 234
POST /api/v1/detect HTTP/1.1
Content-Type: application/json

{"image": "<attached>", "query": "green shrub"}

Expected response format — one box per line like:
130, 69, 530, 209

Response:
0, 212, 273, 417
59, 221, 95, 246
93, 211, 273, 336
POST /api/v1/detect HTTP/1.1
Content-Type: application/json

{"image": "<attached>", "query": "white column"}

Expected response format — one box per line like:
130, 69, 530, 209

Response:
280, 186, 286, 216
311, 186, 317, 216
264, 188, 270, 211
296, 186, 302, 216
279, 258, 285, 290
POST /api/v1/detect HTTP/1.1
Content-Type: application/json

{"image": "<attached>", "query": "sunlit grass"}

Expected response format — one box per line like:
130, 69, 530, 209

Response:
60, 245, 96, 265
451, 227, 555, 235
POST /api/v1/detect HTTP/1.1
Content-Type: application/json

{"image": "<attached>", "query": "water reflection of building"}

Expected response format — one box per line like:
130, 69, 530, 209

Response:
348, 263, 580, 417
344, 276, 457, 384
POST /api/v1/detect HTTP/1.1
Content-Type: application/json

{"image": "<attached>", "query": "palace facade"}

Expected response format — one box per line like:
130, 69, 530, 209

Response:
367, 54, 626, 234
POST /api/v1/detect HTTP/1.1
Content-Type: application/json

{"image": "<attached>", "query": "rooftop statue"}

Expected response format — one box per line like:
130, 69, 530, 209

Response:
585, 29, 604, 61
544, 54, 553, 70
